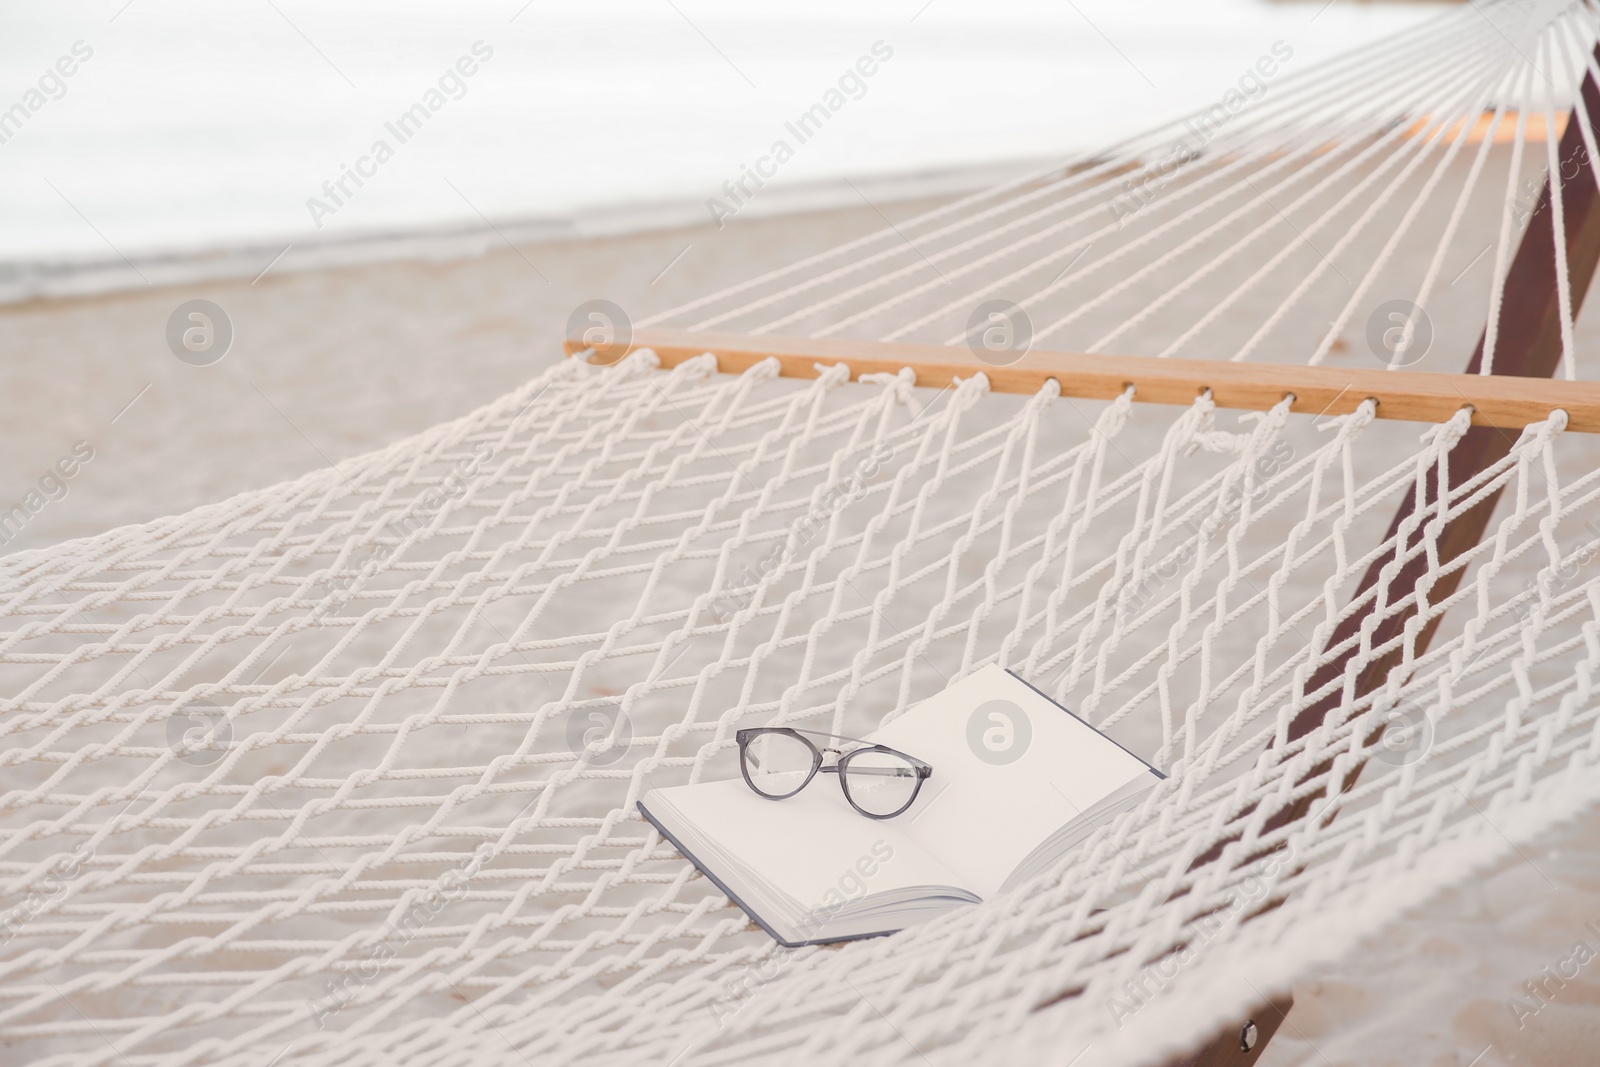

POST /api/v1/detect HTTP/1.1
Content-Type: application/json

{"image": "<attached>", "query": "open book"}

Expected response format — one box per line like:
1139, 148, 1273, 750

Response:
638, 665, 1164, 946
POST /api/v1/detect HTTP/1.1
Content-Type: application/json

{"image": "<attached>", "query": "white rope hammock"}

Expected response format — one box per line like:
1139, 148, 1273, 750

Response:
6, 2, 1600, 1065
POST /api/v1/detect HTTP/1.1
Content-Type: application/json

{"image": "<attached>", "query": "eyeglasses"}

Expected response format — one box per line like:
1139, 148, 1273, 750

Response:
735, 727, 933, 819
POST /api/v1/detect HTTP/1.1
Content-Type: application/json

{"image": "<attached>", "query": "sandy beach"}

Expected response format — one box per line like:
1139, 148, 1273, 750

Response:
5, 173, 1600, 1065
0, 196, 925, 556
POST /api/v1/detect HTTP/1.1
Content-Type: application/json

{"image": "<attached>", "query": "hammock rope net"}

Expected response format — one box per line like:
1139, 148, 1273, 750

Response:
6, 1, 1600, 1064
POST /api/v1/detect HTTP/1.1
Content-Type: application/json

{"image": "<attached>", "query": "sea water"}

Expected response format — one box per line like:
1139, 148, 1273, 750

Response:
0, 0, 1437, 299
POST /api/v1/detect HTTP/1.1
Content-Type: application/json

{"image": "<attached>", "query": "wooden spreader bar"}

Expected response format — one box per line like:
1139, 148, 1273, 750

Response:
566, 328, 1600, 433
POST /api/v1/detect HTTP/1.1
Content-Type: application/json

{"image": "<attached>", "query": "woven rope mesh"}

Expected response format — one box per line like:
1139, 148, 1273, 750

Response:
4, 354, 1599, 1066
9, 0, 1600, 1064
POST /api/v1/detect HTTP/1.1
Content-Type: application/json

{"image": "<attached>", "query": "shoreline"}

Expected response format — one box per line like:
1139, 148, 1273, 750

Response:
0, 154, 1057, 307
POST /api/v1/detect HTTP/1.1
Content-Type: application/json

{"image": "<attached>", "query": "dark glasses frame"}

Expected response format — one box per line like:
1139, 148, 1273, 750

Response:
735, 727, 933, 819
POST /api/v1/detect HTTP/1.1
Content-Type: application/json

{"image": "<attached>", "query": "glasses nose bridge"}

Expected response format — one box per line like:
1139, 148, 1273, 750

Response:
818, 745, 844, 768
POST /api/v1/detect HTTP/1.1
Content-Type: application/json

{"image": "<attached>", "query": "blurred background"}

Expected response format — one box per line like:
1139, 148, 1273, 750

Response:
0, 0, 1443, 555
2, 1, 1436, 273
